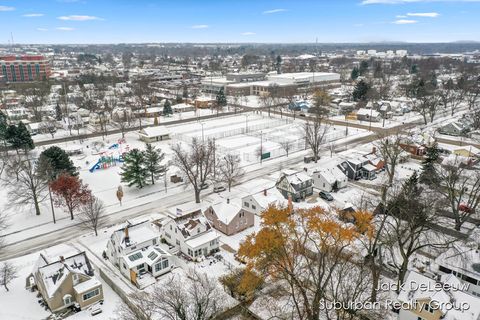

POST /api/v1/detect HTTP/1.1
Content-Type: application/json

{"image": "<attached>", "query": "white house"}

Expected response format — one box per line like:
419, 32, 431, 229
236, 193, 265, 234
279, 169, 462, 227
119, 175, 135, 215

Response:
312, 165, 347, 192
241, 188, 287, 216
163, 209, 220, 261
138, 126, 171, 143
435, 245, 480, 298
105, 220, 173, 288
397, 270, 480, 320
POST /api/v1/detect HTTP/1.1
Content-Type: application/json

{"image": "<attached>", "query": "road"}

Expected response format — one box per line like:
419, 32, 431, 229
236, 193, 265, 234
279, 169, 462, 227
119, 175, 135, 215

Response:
0, 126, 381, 261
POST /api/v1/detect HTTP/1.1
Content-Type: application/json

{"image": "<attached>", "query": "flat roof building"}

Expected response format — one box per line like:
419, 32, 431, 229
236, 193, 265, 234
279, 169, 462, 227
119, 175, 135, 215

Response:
0, 55, 51, 83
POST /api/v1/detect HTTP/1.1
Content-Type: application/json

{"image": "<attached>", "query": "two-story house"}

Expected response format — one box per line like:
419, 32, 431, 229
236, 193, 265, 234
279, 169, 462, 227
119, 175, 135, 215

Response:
312, 165, 348, 192
105, 220, 173, 288
397, 270, 480, 320
275, 170, 313, 202
163, 209, 220, 261
28, 252, 103, 313
241, 188, 287, 216
435, 246, 480, 298
204, 199, 255, 236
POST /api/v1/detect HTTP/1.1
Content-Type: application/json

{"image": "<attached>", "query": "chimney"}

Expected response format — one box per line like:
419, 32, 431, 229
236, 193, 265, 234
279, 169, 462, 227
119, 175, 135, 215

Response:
59, 256, 65, 263
124, 227, 129, 242
287, 195, 293, 212
263, 189, 267, 196
372, 146, 377, 154
227, 198, 230, 204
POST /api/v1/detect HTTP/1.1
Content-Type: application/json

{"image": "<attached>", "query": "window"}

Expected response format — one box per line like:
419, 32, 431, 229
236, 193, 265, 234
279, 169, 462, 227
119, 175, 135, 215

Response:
152, 238, 157, 245
123, 263, 127, 270
176, 240, 180, 245
82, 288, 100, 301
244, 202, 250, 208
252, 205, 256, 210
165, 232, 171, 239
162, 259, 169, 269
210, 239, 217, 246
147, 251, 158, 261
170, 225, 172, 230
424, 304, 434, 314
188, 248, 193, 256
63, 294, 72, 306
128, 252, 143, 262
72, 274, 79, 284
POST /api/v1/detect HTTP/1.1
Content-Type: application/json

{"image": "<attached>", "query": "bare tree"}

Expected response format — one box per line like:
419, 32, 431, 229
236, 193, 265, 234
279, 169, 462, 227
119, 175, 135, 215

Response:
4, 156, 47, 216
171, 138, 216, 203
303, 113, 329, 162
112, 107, 136, 138
78, 196, 106, 236
375, 132, 406, 203
117, 270, 226, 320
279, 140, 293, 157
132, 78, 153, 130
384, 173, 451, 287
0, 210, 7, 253
436, 165, 480, 231
217, 153, 243, 192
0, 262, 18, 292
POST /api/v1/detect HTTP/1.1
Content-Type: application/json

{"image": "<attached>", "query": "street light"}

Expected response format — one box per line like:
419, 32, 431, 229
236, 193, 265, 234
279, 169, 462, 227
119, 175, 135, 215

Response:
244, 113, 250, 133
199, 121, 205, 142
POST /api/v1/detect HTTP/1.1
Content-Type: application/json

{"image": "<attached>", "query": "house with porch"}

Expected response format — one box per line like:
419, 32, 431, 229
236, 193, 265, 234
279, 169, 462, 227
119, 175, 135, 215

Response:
275, 169, 313, 202
105, 220, 173, 288
27, 252, 103, 313
163, 209, 220, 261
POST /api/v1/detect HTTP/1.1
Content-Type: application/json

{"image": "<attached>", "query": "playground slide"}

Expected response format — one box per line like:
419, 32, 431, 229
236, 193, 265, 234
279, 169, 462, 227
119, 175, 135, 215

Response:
89, 160, 102, 173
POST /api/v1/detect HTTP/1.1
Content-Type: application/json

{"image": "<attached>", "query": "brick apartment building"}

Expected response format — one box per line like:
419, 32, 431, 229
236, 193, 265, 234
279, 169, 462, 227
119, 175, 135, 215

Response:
0, 55, 51, 83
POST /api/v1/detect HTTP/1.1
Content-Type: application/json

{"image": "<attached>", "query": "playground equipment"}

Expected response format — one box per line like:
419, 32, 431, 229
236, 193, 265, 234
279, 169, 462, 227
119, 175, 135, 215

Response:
89, 138, 130, 173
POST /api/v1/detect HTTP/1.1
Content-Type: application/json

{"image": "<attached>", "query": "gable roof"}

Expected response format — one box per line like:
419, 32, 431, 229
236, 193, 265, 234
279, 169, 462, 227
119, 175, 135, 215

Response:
209, 202, 242, 225
36, 252, 94, 299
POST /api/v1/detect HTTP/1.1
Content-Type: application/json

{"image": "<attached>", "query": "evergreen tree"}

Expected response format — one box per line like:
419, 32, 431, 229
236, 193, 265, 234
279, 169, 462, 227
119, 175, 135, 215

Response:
276, 55, 282, 74
352, 80, 370, 102
120, 149, 148, 188
359, 60, 369, 76
38, 146, 77, 180
6, 123, 34, 152
351, 67, 359, 80
0, 111, 8, 149
163, 100, 173, 116
55, 103, 63, 121
144, 144, 165, 185
216, 88, 227, 107
419, 142, 440, 186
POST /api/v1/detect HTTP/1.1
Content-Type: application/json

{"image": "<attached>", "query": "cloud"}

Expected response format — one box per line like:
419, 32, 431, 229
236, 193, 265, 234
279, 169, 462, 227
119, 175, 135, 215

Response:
362, 0, 480, 4
191, 24, 209, 29
407, 12, 440, 17
36, 28, 48, 31
57, 27, 75, 31
241, 32, 256, 36
263, 8, 287, 14
0, 6, 15, 11
393, 19, 418, 24
396, 14, 407, 18
58, 15, 103, 21
23, 13, 44, 17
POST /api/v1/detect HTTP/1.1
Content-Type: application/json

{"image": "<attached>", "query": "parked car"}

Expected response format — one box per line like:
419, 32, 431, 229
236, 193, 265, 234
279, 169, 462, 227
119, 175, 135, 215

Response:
200, 183, 209, 190
319, 191, 334, 201
213, 185, 226, 193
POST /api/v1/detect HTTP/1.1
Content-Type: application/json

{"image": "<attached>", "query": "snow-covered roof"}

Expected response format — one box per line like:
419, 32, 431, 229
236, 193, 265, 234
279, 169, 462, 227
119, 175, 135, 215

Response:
111, 220, 159, 250
184, 229, 220, 249
356, 108, 380, 117
398, 271, 480, 320
209, 202, 242, 225
36, 252, 94, 299
138, 126, 170, 138
436, 246, 480, 281
281, 170, 312, 185
73, 277, 101, 294
248, 188, 287, 210
122, 246, 171, 269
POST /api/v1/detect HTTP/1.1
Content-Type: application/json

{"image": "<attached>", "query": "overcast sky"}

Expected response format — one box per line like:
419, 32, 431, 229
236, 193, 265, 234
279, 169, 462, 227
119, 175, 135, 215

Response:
0, 0, 479, 44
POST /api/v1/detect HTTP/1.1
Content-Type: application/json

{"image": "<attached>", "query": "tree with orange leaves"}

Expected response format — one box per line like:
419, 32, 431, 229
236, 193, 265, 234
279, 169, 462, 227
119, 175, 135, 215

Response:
50, 174, 91, 220
238, 205, 375, 320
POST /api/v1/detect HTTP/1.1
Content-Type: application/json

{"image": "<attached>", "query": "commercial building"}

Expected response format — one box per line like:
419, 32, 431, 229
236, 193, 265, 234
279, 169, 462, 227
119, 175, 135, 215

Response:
0, 55, 51, 83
